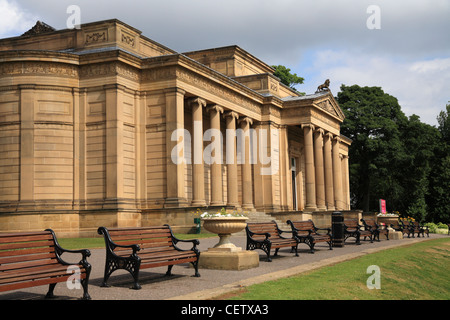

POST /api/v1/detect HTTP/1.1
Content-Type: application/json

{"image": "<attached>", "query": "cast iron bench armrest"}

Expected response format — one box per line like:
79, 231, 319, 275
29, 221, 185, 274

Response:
98, 226, 141, 256
248, 231, 271, 240
316, 227, 332, 233
277, 229, 295, 240
165, 224, 200, 252
46, 229, 91, 266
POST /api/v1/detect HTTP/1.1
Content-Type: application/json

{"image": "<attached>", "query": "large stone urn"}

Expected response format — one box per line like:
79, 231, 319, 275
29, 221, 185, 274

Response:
199, 216, 259, 270
202, 216, 248, 249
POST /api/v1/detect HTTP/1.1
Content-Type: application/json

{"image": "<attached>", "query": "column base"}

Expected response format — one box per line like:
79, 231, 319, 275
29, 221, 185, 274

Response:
304, 205, 317, 212
164, 197, 188, 208
198, 247, 259, 271
191, 200, 207, 207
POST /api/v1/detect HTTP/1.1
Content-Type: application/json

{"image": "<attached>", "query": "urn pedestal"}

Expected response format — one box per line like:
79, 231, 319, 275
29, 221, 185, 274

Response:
198, 217, 259, 270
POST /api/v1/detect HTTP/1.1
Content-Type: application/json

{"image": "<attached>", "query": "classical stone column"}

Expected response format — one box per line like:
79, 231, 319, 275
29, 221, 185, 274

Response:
342, 155, 350, 210
164, 87, 187, 207
314, 128, 326, 211
302, 124, 316, 211
239, 117, 254, 210
189, 97, 207, 206
207, 104, 224, 206
323, 132, 335, 211
332, 136, 344, 210
224, 111, 239, 207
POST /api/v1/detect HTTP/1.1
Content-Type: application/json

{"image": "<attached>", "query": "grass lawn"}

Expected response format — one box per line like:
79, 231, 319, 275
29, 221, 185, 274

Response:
226, 238, 450, 300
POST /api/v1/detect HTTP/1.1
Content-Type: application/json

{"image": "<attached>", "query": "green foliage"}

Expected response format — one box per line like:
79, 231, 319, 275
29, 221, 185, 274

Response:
272, 65, 305, 94
337, 85, 449, 223
424, 222, 448, 233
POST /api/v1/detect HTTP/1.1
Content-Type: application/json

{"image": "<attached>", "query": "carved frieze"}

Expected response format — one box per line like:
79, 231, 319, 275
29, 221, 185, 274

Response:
176, 69, 262, 115
80, 62, 140, 81
85, 31, 107, 44
0, 61, 78, 78
121, 30, 136, 47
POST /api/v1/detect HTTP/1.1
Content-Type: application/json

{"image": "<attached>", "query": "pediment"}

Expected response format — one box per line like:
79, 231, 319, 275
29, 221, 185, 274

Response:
313, 93, 345, 121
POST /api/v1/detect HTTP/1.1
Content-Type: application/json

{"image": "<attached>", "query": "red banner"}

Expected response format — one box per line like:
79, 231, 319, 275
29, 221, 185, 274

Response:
379, 199, 386, 213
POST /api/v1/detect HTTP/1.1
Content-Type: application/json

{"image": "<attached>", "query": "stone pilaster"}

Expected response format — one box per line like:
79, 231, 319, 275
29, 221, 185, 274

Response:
164, 87, 187, 207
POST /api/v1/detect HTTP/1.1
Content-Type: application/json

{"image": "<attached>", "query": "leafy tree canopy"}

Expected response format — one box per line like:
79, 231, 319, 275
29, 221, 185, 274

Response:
272, 65, 305, 95
337, 84, 448, 223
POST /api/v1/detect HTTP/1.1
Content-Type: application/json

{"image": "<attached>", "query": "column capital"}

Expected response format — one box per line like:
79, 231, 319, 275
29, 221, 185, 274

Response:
301, 123, 315, 131
314, 128, 325, 136
187, 96, 207, 108
324, 132, 334, 139
333, 136, 341, 143
223, 110, 239, 120
238, 116, 253, 126
206, 104, 224, 114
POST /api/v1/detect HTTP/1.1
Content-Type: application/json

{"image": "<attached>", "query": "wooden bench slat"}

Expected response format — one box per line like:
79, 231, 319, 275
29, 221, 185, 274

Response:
0, 240, 55, 252
0, 251, 56, 266
97, 226, 200, 289
0, 246, 55, 259
246, 221, 298, 261
344, 219, 374, 245
0, 233, 54, 244
0, 229, 91, 299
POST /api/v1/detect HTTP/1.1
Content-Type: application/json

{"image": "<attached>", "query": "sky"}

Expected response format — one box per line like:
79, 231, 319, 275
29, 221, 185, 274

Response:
1, 0, 449, 126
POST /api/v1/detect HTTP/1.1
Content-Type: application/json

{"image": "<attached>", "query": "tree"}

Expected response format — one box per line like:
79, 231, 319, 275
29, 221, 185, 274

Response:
428, 103, 450, 223
337, 85, 408, 212
400, 114, 440, 222
272, 65, 305, 94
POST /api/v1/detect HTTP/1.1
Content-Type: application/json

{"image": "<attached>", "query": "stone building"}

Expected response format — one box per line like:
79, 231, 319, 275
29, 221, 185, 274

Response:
0, 20, 351, 237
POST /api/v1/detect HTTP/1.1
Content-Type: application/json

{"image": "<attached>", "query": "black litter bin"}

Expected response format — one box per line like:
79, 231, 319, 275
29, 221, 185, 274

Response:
332, 211, 344, 247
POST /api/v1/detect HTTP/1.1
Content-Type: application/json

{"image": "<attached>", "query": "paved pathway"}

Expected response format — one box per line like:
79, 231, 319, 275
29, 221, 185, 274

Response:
0, 233, 445, 300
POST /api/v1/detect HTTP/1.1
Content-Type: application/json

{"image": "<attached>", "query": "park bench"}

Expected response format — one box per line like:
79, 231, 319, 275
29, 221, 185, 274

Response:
410, 221, 429, 238
390, 219, 411, 238
97, 225, 200, 290
344, 219, 374, 245
246, 221, 298, 262
0, 229, 91, 300
361, 218, 389, 241
286, 219, 332, 253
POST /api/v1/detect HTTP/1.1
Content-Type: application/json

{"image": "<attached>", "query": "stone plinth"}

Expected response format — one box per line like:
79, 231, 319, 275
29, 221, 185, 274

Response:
199, 247, 259, 271
388, 230, 403, 240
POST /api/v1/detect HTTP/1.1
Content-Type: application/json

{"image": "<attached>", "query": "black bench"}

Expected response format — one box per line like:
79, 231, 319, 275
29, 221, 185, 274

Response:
286, 219, 332, 253
344, 219, 374, 244
391, 219, 411, 238
246, 221, 298, 262
97, 225, 200, 290
0, 229, 91, 299
410, 221, 429, 238
361, 218, 389, 241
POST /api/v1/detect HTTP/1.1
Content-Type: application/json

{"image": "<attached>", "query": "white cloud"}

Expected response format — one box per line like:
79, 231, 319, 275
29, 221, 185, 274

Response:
1, 0, 448, 125
303, 50, 450, 125
0, 0, 37, 38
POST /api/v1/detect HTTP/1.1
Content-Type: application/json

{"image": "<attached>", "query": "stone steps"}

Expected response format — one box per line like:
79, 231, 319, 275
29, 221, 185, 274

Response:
234, 211, 289, 235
